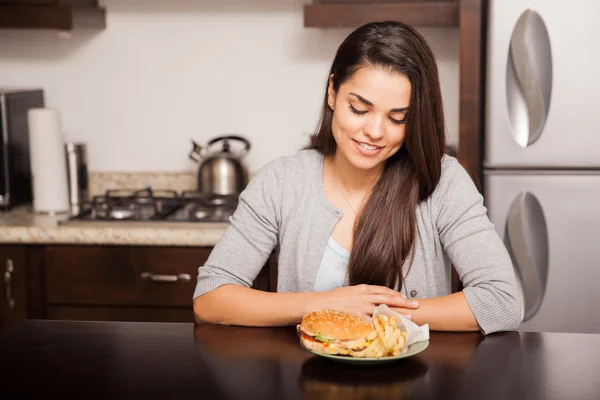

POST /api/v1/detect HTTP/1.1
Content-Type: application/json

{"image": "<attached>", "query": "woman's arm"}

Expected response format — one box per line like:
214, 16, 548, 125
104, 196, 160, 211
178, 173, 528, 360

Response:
195, 283, 420, 326
193, 158, 284, 318
424, 158, 523, 334
392, 292, 479, 331
194, 285, 318, 326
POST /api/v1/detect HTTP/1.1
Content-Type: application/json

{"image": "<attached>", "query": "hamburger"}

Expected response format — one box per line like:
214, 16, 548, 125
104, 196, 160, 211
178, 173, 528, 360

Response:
297, 309, 373, 356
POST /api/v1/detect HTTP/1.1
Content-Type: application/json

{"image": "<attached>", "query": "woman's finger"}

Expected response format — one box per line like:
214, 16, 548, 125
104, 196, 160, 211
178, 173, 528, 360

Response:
361, 285, 414, 304
362, 285, 403, 297
391, 307, 414, 320
367, 294, 419, 309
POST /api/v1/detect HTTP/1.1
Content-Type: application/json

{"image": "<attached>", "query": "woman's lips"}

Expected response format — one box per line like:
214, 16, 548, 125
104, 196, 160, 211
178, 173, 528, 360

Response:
353, 139, 383, 157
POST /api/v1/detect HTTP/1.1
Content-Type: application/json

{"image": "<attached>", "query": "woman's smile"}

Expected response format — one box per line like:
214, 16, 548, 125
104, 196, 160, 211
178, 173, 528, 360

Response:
353, 139, 383, 156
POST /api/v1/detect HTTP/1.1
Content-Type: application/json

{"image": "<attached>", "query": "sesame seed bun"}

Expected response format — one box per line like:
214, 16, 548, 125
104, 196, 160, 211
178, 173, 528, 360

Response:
299, 309, 372, 340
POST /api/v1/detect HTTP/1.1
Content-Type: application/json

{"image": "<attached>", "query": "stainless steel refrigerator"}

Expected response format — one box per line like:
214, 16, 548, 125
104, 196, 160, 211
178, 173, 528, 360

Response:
483, 0, 600, 334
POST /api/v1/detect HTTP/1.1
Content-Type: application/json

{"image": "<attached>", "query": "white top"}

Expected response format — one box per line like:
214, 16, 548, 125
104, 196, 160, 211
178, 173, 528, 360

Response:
312, 236, 350, 292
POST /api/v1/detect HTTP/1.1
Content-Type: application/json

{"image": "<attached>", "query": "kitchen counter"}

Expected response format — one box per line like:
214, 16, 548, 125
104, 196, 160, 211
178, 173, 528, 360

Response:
0, 205, 228, 246
1, 320, 599, 399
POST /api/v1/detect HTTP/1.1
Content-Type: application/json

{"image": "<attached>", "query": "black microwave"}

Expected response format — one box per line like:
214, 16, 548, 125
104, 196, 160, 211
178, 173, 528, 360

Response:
0, 88, 45, 210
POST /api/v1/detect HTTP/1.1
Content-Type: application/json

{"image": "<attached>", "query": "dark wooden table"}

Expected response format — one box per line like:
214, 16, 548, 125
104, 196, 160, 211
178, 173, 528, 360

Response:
1, 320, 600, 399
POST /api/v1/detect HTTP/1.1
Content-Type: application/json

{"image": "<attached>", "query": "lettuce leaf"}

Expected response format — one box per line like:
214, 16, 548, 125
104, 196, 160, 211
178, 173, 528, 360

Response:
315, 333, 332, 343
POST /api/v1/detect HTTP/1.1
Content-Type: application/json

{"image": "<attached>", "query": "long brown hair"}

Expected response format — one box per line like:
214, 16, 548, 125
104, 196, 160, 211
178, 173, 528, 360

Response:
308, 21, 446, 289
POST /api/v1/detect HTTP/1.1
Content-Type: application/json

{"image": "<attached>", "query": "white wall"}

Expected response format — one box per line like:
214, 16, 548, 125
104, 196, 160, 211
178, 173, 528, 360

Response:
0, 0, 458, 173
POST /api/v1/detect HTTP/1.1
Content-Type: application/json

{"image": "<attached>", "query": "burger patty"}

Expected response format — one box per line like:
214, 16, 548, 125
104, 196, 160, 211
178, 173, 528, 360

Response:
298, 329, 368, 353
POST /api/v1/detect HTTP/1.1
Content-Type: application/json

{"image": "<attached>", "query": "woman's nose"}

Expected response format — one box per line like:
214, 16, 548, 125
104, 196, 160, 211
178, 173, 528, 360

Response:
364, 115, 385, 140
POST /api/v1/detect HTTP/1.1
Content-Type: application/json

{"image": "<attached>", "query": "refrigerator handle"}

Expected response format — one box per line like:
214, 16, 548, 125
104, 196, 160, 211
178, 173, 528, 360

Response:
507, 9, 553, 148
505, 191, 549, 321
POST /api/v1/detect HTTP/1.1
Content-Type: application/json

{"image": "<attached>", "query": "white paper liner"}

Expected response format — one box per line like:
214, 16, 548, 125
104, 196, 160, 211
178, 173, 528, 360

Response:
372, 304, 430, 353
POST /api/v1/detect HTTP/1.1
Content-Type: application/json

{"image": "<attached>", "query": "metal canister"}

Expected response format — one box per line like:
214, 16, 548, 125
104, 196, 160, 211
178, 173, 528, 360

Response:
64, 142, 89, 215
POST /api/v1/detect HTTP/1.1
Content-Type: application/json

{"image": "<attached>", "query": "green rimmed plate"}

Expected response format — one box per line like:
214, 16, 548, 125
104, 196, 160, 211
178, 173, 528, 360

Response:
301, 340, 430, 365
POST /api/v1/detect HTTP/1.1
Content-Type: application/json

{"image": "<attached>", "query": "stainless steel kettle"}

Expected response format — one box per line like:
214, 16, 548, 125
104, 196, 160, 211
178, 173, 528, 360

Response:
189, 135, 251, 196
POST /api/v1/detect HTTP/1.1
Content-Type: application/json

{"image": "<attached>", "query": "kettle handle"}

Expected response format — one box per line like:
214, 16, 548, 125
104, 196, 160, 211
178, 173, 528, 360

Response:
189, 140, 204, 163
207, 135, 251, 156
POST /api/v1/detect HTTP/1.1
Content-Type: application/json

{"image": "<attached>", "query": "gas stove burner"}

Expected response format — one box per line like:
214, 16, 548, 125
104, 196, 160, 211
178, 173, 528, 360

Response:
188, 204, 236, 222
205, 195, 236, 207
63, 187, 239, 226
135, 196, 154, 205
181, 191, 238, 207
110, 208, 136, 220
191, 208, 210, 221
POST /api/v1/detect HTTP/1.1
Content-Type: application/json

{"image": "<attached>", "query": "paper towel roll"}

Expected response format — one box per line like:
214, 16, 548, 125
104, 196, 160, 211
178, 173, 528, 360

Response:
28, 108, 70, 214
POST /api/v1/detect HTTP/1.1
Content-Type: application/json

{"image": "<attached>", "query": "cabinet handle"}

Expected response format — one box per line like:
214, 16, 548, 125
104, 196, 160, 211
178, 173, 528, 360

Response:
140, 272, 191, 284
4, 259, 15, 310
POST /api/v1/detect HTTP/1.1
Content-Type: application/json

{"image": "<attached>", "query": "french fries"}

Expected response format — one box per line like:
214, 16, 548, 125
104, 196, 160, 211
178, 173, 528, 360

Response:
352, 315, 407, 358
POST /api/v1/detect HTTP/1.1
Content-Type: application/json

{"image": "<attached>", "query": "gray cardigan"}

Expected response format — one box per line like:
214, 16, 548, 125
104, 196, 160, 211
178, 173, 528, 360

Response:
193, 149, 523, 334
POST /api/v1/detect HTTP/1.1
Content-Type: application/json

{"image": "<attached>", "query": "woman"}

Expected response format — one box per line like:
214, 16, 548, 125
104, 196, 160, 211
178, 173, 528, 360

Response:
193, 21, 522, 334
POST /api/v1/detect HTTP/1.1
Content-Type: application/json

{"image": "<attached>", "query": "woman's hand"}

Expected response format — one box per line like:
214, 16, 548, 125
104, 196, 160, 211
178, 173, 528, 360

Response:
313, 284, 419, 321
390, 307, 415, 321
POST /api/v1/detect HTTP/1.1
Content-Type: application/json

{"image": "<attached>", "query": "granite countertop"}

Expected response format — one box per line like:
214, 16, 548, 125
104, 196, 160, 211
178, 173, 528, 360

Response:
0, 205, 229, 246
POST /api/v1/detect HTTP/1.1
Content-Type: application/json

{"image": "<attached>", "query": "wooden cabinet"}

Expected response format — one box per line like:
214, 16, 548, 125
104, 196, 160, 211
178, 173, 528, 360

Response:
0, 0, 106, 30
44, 246, 211, 308
0, 245, 28, 331
304, 0, 459, 28
17, 244, 275, 324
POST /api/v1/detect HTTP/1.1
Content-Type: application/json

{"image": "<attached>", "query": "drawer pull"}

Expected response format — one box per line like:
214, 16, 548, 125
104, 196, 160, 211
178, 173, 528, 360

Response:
4, 259, 15, 310
140, 272, 191, 283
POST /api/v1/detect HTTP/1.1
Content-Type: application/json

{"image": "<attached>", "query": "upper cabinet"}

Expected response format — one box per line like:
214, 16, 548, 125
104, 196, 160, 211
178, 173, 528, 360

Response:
303, 0, 459, 28
0, 0, 106, 30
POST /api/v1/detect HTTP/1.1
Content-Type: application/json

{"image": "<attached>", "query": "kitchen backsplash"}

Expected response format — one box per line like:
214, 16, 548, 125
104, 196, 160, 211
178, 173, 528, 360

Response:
88, 171, 257, 196
88, 171, 196, 196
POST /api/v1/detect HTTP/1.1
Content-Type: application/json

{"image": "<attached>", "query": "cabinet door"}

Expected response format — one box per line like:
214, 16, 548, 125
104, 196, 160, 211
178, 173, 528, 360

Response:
44, 246, 212, 307
42, 245, 273, 323
0, 245, 27, 331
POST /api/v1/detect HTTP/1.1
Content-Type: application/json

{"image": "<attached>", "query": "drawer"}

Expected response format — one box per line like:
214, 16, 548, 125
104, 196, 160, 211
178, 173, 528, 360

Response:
44, 245, 211, 307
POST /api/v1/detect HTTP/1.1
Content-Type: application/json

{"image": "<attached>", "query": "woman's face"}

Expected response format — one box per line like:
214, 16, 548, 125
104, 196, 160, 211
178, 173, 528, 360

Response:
328, 65, 411, 172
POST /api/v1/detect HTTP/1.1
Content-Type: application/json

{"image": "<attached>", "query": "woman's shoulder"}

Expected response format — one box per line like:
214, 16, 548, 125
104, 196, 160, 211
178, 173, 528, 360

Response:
428, 154, 481, 204
253, 148, 322, 182
257, 149, 323, 177
276, 148, 323, 170
439, 154, 474, 184
440, 153, 461, 172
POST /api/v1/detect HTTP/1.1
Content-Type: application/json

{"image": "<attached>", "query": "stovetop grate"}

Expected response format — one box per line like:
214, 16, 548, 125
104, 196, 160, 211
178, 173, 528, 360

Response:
62, 187, 239, 224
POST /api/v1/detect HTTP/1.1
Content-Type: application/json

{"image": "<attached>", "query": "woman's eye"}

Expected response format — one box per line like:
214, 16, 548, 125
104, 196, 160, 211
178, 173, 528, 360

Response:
348, 104, 406, 124
389, 117, 406, 125
348, 104, 367, 115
